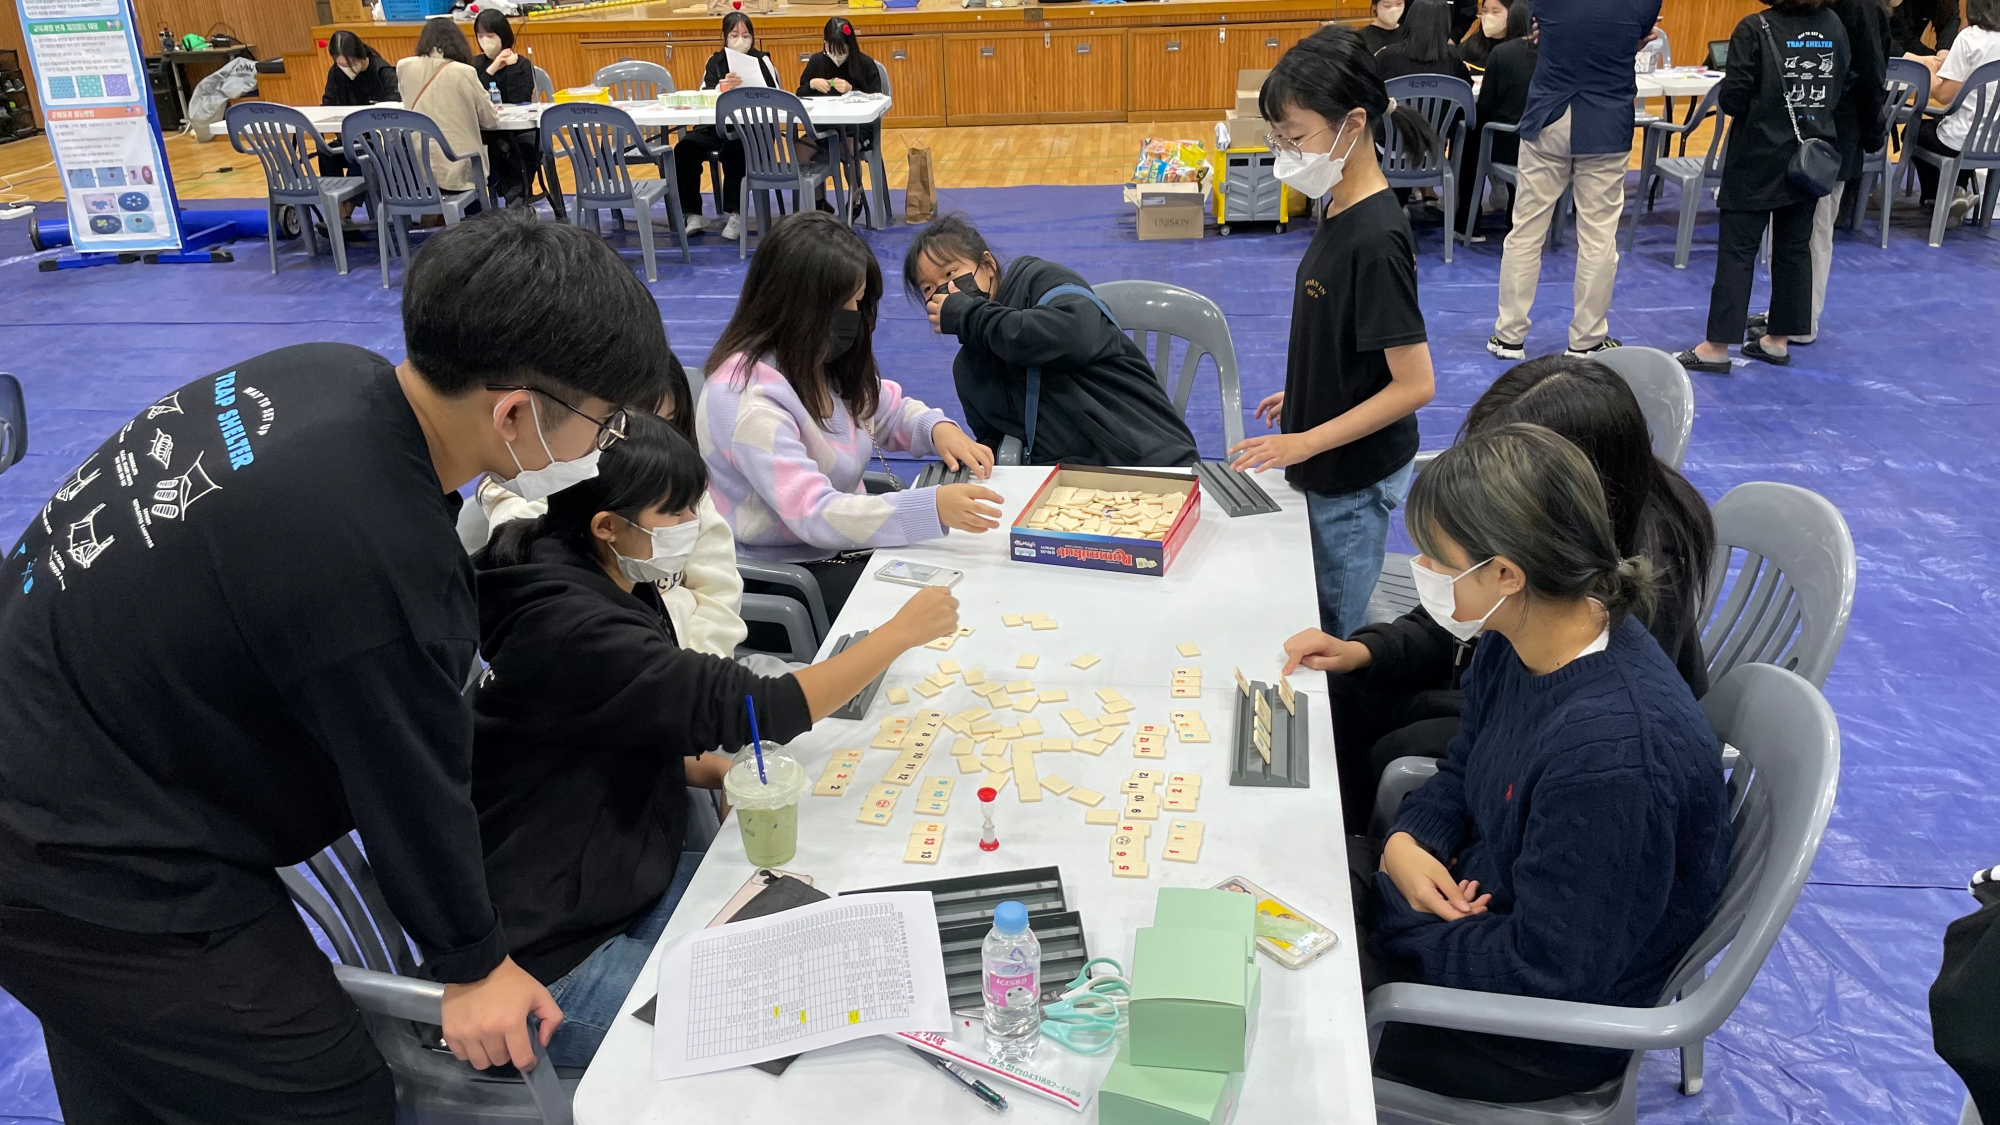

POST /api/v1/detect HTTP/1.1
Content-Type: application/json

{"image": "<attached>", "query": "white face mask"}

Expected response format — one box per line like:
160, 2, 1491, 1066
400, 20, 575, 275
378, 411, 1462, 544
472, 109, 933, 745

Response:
339, 62, 363, 80
827, 46, 849, 65
726, 36, 753, 53
1481, 10, 1507, 37
1273, 119, 1362, 199
1411, 556, 1507, 642
614, 518, 702, 585
494, 395, 602, 501
478, 35, 502, 55
1377, 2, 1403, 27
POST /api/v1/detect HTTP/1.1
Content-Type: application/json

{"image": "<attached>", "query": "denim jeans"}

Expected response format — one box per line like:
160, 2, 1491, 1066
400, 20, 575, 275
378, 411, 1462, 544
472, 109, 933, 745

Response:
1306, 459, 1416, 640
544, 848, 705, 1068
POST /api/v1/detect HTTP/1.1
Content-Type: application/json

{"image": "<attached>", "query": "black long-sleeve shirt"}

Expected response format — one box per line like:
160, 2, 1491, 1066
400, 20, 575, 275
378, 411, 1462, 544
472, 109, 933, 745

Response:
796, 50, 883, 97
1373, 43, 1471, 85
1717, 7, 1850, 211
322, 48, 399, 106
1889, 0, 1958, 56
0, 345, 506, 983
475, 52, 535, 105
1476, 38, 1539, 166
938, 256, 1199, 467
470, 535, 811, 983
699, 48, 781, 91
1829, 0, 1890, 179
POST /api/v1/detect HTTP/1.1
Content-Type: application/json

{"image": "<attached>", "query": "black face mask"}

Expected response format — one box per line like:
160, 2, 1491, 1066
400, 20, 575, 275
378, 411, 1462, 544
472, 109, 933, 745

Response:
952, 272, 985, 298
829, 309, 863, 360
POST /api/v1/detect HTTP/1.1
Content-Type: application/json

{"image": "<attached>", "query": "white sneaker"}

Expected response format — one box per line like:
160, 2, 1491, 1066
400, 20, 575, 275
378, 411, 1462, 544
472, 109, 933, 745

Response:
721, 212, 742, 241
1949, 187, 1977, 226
683, 213, 709, 235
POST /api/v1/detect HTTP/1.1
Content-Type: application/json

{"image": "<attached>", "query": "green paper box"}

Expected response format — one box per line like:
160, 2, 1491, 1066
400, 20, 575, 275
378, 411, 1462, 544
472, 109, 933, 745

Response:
1129, 926, 1254, 1072
1154, 888, 1257, 959
1100, 1047, 1246, 1125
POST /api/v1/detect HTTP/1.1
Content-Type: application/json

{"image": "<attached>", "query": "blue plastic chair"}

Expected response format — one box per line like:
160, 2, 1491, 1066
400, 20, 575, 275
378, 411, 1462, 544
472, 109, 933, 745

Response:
339, 107, 489, 289
1368, 662, 1840, 1125
1382, 74, 1473, 262
541, 102, 690, 281
225, 102, 368, 276
716, 87, 844, 259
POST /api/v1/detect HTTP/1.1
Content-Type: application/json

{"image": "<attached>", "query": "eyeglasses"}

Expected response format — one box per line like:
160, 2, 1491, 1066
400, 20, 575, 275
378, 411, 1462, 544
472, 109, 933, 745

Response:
1264, 124, 1334, 157
487, 385, 630, 451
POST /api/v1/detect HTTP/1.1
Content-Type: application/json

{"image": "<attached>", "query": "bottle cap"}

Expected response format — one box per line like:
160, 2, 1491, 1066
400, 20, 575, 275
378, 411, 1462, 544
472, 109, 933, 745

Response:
994, 900, 1027, 933
977, 787, 997, 803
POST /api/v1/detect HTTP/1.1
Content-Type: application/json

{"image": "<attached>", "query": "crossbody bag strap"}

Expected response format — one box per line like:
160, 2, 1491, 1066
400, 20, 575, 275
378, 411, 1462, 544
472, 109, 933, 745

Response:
1023, 284, 1122, 458
1758, 16, 1810, 149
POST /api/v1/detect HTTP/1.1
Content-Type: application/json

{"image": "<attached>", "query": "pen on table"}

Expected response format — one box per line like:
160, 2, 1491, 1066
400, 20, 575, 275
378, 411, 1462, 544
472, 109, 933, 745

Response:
908, 1045, 1009, 1112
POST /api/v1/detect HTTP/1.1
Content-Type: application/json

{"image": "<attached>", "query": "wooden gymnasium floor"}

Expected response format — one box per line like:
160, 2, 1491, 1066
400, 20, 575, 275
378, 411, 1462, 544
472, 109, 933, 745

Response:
0, 111, 1708, 204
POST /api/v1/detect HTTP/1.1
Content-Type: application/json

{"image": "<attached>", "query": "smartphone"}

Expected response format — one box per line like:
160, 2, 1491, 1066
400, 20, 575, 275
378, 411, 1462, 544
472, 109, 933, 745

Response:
876, 559, 964, 589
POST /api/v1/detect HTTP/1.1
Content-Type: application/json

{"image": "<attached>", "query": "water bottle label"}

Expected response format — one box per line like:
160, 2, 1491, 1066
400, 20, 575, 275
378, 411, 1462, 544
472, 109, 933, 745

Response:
985, 970, 1035, 1006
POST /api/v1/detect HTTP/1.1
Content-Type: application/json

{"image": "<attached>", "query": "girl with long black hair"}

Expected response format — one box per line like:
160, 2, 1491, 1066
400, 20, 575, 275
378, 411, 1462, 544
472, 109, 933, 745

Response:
1228, 24, 1439, 642
471, 411, 960, 1068
675, 13, 782, 241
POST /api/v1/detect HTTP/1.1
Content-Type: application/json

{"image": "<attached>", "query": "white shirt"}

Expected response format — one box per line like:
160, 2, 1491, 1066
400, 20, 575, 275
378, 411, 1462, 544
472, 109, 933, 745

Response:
1938, 26, 2000, 151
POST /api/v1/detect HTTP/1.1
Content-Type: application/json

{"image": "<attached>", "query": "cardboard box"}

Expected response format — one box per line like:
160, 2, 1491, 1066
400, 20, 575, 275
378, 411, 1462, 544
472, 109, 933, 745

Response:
1129, 926, 1253, 1072
1136, 189, 1206, 240
1009, 467, 1201, 578
1234, 68, 1270, 118
1100, 1047, 1246, 1125
1219, 115, 1267, 152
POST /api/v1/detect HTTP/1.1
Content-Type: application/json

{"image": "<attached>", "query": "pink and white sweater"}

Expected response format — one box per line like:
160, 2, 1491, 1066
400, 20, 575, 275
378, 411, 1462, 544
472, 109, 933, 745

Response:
698, 354, 952, 563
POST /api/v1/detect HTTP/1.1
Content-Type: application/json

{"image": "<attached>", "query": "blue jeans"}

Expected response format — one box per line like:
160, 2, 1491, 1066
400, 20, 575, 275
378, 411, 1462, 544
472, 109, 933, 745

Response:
544, 848, 705, 1068
1305, 460, 1416, 640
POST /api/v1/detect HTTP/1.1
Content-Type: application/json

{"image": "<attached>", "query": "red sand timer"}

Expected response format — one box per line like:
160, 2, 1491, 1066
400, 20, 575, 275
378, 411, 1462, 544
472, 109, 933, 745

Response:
977, 786, 1000, 851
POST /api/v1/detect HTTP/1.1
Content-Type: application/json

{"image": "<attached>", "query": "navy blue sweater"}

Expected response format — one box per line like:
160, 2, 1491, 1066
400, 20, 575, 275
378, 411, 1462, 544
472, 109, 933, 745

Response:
1372, 616, 1732, 1069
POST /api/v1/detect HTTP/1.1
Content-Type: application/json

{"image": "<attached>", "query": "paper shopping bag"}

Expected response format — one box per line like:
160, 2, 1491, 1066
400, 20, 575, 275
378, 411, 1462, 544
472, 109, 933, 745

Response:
905, 146, 936, 225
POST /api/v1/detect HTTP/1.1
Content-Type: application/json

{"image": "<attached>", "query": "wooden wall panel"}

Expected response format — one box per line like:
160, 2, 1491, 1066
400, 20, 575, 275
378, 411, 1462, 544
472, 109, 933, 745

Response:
135, 0, 322, 58
878, 36, 944, 126
1224, 20, 1313, 81
1129, 27, 1228, 114
943, 31, 1038, 124
1660, 0, 1758, 69
1041, 30, 1124, 123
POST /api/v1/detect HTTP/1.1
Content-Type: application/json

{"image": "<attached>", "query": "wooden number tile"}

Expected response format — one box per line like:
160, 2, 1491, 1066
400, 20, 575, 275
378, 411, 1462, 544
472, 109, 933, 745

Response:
1039, 689, 1068, 704
1084, 808, 1121, 824
886, 687, 910, 705
1068, 786, 1104, 807
1112, 860, 1151, 878
1071, 653, 1101, 669
957, 755, 984, 774
1176, 643, 1202, 657
1161, 839, 1201, 863
1039, 774, 1073, 796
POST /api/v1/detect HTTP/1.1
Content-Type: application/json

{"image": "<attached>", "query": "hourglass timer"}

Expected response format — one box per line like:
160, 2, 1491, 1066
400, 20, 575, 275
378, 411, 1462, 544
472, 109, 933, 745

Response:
977, 786, 1000, 852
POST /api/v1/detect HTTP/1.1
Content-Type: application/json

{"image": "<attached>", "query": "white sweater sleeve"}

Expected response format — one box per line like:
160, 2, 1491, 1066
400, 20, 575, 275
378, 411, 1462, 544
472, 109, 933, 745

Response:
661, 495, 748, 658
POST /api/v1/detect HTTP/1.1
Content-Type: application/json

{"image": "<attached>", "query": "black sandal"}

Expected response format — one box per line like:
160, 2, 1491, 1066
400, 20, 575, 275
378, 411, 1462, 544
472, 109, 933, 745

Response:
1674, 348, 1732, 375
1741, 339, 1791, 366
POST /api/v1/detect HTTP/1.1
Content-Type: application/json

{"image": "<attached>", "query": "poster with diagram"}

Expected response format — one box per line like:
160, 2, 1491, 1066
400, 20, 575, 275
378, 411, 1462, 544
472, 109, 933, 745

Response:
16, 0, 181, 253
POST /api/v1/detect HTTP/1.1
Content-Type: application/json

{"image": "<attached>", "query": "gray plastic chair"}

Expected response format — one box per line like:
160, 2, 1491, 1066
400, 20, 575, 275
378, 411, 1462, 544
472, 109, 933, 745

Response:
1468, 120, 1571, 247
339, 107, 489, 289
1882, 57, 1932, 202
1365, 347, 1696, 625
0, 373, 24, 476
717, 87, 844, 259
1368, 661, 1841, 1125
1382, 74, 1472, 262
1855, 59, 1930, 247
592, 59, 673, 102
1912, 60, 2000, 247
541, 103, 689, 281
1700, 481, 1855, 689
1590, 346, 1696, 469
991, 280, 1245, 465
860, 60, 894, 229
226, 102, 367, 276
532, 66, 554, 103
281, 838, 574, 1124
1624, 84, 1728, 267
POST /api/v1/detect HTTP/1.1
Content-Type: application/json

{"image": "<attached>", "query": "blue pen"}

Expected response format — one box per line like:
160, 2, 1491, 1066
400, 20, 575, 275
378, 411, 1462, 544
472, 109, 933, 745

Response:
908, 1046, 1008, 1113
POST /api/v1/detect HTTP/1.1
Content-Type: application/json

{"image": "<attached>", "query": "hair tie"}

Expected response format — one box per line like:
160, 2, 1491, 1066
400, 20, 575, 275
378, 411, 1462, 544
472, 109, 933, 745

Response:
1385, 96, 1398, 114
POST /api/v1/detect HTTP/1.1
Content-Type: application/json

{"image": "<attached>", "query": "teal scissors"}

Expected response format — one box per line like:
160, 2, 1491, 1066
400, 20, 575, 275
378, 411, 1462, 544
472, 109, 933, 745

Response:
1039, 958, 1130, 1055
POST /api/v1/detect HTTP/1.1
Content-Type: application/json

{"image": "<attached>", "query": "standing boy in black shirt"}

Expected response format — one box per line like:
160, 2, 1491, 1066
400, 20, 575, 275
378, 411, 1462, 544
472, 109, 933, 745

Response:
0, 208, 675, 1124
1230, 25, 1437, 640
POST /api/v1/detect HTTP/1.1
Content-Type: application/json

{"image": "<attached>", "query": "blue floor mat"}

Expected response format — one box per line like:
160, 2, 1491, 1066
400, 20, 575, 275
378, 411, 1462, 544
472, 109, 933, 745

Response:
2, 183, 1998, 1123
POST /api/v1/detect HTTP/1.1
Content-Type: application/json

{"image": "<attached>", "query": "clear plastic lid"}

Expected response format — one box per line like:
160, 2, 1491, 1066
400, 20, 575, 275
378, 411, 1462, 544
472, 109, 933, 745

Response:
722, 749, 805, 809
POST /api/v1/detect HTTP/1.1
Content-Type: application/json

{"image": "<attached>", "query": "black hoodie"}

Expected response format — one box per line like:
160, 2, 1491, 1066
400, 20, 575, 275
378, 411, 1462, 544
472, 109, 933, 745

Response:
470, 535, 810, 984
939, 256, 1200, 468
323, 47, 400, 107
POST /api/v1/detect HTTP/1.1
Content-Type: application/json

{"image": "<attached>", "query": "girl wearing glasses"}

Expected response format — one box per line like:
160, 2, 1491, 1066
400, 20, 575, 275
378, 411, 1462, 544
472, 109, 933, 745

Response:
701, 212, 1002, 624
469, 411, 961, 1068
471, 353, 757, 665
1227, 25, 1439, 642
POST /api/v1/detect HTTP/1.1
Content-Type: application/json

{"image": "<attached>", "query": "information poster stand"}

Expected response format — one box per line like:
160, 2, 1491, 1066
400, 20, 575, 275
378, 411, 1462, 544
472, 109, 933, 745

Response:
16, 0, 241, 269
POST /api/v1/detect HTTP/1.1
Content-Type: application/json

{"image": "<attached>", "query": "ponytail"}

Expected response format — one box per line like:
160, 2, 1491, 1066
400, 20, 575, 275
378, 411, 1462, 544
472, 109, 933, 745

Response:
1603, 553, 1661, 628
1259, 24, 1440, 163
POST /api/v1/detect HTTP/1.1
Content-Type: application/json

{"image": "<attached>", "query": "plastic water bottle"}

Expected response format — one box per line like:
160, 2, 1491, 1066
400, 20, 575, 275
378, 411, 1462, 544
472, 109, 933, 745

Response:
982, 900, 1041, 1063
489, 82, 502, 108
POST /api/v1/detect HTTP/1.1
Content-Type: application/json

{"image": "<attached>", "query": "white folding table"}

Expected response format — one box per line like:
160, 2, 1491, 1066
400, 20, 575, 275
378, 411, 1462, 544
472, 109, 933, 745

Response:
572, 465, 1374, 1125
